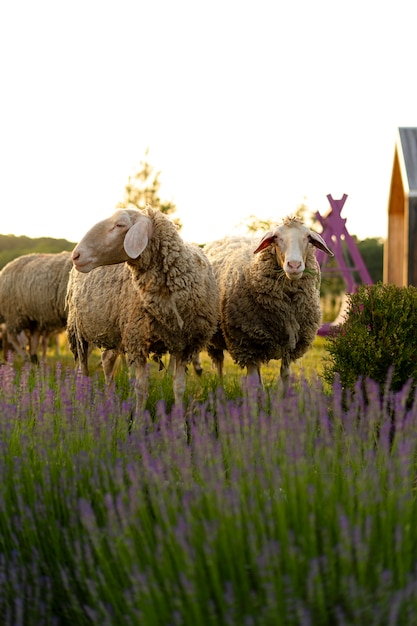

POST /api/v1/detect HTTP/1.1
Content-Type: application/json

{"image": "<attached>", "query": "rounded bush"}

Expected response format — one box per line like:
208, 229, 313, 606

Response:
323, 282, 417, 393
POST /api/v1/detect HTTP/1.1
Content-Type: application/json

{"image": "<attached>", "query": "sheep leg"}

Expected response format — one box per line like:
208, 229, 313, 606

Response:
132, 359, 149, 413
207, 346, 224, 380
101, 349, 119, 383
246, 362, 263, 387
67, 324, 90, 376
40, 334, 48, 360
0, 325, 6, 360
280, 355, 291, 388
39, 333, 59, 360
77, 337, 90, 376
173, 359, 186, 407
54, 334, 61, 357
216, 358, 224, 380
6, 330, 30, 362
28, 328, 41, 364
167, 353, 175, 375
191, 352, 203, 376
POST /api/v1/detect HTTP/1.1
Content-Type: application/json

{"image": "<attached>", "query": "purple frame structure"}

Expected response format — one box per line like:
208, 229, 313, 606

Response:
316, 194, 373, 335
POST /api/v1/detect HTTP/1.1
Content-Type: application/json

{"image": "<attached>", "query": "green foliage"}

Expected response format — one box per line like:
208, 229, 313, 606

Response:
0, 234, 76, 270
323, 282, 417, 393
237, 213, 274, 235
117, 148, 181, 228
320, 257, 346, 296
320, 237, 383, 300
357, 237, 384, 283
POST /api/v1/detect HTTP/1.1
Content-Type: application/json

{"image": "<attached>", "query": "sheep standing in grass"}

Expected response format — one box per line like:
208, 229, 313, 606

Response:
204, 216, 333, 387
66, 206, 219, 410
0, 251, 73, 363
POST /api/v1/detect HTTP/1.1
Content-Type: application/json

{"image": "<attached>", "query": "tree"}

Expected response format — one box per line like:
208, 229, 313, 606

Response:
237, 214, 274, 236
117, 149, 181, 228
356, 237, 384, 283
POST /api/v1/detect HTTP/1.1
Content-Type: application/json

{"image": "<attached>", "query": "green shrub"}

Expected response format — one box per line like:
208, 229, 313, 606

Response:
323, 282, 417, 393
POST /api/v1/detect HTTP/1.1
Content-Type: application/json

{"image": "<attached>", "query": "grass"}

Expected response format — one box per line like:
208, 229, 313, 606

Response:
1, 338, 417, 624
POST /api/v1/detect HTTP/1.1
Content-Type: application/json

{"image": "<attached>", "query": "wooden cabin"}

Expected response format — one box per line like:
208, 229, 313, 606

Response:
384, 127, 417, 286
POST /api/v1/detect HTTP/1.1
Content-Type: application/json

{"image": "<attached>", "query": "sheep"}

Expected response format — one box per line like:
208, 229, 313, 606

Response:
0, 251, 73, 363
204, 216, 333, 387
66, 205, 219, 411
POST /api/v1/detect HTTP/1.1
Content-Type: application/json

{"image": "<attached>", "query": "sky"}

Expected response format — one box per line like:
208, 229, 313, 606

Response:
1, 0, 416, 246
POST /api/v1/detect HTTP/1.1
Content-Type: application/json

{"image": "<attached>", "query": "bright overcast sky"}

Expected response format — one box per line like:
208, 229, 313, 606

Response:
1, 1, 416, 245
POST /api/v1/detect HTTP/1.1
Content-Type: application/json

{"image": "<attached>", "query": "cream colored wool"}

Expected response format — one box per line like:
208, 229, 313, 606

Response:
0, 251, 73, 362
66, 206, 219, 409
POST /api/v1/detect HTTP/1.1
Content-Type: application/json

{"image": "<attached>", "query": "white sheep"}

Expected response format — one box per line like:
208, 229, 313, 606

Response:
66, 206, 219, 411
204, 216, 333, 387
0, 251, 73, 363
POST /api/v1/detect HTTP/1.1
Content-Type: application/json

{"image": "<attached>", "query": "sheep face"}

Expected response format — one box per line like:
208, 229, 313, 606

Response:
253, 219, 333, 280
72, 209, 154, 273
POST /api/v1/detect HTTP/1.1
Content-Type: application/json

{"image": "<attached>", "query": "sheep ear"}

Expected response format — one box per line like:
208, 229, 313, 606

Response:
123, 216, 153, 259
253, 231, 276, 254
308, 231, 334, 256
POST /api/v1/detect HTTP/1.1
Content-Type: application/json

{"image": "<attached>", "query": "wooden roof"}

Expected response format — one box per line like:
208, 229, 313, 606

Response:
397, 127, 417, 194
385, 127, 417, 287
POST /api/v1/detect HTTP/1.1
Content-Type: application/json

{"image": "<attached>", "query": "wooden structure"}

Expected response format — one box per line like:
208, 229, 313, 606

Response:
385, 127, 417, 286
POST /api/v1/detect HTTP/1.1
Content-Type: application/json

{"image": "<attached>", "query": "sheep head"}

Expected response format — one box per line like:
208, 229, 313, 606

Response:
72, 208, 154, 273
253, 218, 333, 280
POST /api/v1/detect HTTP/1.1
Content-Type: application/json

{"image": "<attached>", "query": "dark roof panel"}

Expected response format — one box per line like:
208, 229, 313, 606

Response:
398, 127, 417, 193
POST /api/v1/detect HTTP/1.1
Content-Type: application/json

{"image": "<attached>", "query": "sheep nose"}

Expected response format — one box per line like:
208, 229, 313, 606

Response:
72, 250, 80, 262
287, 261, 302, 270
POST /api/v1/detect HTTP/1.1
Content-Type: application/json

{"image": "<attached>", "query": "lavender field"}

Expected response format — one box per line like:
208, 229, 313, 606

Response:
0, 355, 417, 625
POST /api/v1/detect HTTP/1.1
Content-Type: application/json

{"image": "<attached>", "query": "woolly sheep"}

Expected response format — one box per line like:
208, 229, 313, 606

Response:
0, 252, 73, 363
204, 216, 333, 387
66, 206, 219, 410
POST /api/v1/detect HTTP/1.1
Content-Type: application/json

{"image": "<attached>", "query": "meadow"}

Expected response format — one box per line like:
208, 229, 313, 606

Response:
1, 337, 417, 625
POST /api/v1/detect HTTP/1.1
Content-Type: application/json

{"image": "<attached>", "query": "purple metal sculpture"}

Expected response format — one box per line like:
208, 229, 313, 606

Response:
316, 194, 373, 335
